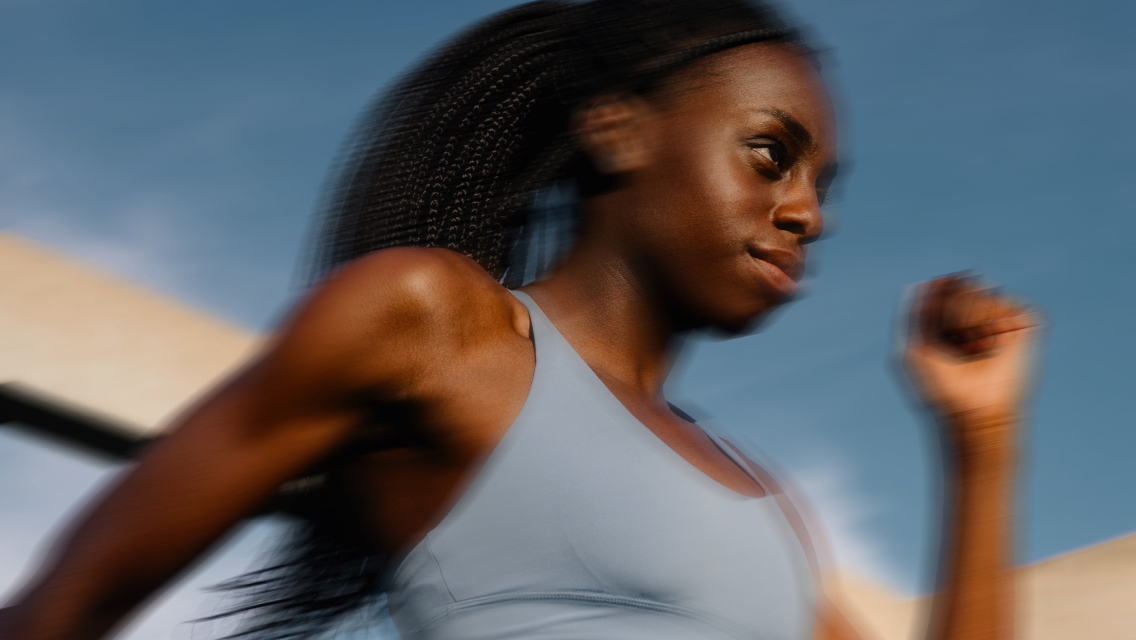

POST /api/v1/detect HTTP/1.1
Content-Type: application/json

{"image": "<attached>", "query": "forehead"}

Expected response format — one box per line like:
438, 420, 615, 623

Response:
664, 42, 836, 147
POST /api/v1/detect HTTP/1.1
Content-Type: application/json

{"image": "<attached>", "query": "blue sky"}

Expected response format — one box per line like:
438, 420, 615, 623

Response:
1, 0, 1133, 635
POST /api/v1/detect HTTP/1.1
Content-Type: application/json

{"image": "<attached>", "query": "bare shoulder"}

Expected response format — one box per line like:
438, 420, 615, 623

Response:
308, 247, 527, 339
257, 247, 531, 407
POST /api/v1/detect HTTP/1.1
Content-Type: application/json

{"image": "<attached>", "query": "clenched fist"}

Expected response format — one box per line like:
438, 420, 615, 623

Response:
903, 274, 1040, 454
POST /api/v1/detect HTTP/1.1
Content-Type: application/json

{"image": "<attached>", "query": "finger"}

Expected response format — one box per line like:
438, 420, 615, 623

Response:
918, 275, 953, 347
933, 275, 999, 355
987, 306, 1039, 347
955, 289, 1038, 355
944, 275, 989, 336
994, 293, 1038, 330
1000, 309, 1038, 333
940, 280, 968, 344
946, 275, 1013, 337
963, 301, 1011, 355
958, 289, 998, 348
961, 282, 998, 339
970, 288, 1035, 335
939, 273, 985, 348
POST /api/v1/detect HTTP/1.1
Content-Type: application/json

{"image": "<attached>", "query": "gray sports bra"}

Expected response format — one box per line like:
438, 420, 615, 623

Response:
387, 290, 816, 639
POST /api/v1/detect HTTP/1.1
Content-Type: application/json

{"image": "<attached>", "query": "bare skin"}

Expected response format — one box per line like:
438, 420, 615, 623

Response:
0, 42, 1037, 640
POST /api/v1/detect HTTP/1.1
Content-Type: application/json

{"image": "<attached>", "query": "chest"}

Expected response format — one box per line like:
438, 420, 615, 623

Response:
388, 373, 816, 639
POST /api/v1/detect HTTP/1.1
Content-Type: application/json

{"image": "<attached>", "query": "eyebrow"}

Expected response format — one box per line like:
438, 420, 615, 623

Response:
755, 108, 814, 152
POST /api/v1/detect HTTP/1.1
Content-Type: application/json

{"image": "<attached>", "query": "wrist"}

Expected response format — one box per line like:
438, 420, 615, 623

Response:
940, 410, 1020, 466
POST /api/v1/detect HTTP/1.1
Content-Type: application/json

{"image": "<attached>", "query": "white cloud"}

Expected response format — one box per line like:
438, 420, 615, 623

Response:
789, 457, 911, 594
702, 420, 915, 595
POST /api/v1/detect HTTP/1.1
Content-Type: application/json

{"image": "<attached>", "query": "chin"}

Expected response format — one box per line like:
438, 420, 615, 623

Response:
705, 311, 768, 337
700, 295, 787, 337
669, 274, 792, 336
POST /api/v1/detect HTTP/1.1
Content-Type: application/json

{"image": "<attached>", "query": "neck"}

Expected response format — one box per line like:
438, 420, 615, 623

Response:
522, 204, 683, 398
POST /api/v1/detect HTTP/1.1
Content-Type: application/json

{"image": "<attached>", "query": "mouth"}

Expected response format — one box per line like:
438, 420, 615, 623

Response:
747, 248, 803, 299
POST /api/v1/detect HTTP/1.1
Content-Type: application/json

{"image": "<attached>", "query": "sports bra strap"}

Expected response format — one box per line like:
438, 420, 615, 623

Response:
701, 427, 772, 495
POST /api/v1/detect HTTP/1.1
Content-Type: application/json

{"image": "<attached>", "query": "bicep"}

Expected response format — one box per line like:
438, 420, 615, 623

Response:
8, 249, 493, 640
4, 344, 369, 639
23, 322, 371, 616
76, 358, 362, 574
14, 253, 441, 624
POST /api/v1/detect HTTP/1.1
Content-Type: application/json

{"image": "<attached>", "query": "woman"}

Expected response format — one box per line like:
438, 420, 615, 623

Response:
0, 0, 1037, 638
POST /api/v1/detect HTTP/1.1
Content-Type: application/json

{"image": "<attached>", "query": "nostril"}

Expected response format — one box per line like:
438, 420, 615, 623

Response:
780, 221, 824, 246
772, 198, 825, 244
774, 219, 808, 237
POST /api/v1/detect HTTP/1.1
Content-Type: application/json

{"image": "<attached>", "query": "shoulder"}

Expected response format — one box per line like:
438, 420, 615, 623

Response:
260, 248, 530, 402
313, 247, 526, 335
294, 246, 530, 367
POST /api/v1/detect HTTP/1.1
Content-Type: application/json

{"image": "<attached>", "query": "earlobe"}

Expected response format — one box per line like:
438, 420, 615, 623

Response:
573, 95, 654, 175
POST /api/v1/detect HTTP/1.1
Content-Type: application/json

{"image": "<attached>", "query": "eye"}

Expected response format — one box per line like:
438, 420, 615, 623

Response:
747, 137, 785, 167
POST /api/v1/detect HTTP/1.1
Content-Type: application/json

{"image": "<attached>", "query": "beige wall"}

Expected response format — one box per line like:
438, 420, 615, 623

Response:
828, 531, 1136, 640
1019, 532, 1136, 640
0, 232, 260, 434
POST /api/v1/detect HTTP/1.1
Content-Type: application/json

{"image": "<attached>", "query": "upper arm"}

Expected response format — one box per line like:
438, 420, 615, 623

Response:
128, 247, 488, 514
6, 247, 504, 637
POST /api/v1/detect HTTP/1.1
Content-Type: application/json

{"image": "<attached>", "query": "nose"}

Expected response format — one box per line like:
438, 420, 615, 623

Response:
771, 180, 825, 245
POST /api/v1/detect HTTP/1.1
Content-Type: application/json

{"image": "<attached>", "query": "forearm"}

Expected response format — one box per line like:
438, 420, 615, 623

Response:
0, 440, 260, 640
0, 577, 138, 640
1, 385, 356, 640
925, 412, 1018, 640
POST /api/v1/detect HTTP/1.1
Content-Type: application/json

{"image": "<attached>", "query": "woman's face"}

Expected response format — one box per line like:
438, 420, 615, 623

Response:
614, 42, 838, 334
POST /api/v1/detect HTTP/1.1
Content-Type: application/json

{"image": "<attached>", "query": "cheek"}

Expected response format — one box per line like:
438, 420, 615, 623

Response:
646, 161, 775, 317
652, 136, 721, 211
662, 148, 770, 257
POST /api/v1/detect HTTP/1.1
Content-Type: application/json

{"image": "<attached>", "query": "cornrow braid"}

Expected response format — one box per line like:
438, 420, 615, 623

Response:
214, 1, 807, 638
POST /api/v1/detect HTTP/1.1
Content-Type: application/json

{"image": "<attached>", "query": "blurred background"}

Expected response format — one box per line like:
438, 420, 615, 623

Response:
1, 0, 1133, 638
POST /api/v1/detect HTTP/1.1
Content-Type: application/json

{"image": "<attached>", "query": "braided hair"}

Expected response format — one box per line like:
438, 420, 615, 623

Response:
309, 0, 806, 285
210, 1, 808, 638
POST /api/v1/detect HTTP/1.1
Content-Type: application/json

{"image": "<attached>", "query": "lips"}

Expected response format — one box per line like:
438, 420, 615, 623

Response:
748, 247, 803, 298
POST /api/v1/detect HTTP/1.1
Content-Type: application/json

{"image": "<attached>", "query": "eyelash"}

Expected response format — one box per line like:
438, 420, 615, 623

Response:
749, 138, 833, 206
748, 138, 787, 168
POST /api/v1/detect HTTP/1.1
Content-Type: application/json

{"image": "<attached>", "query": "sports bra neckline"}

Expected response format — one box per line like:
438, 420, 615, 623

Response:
510, 288, 771, 500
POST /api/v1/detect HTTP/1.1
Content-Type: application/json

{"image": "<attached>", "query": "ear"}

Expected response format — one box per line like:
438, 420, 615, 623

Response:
572, 94, 655, 175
